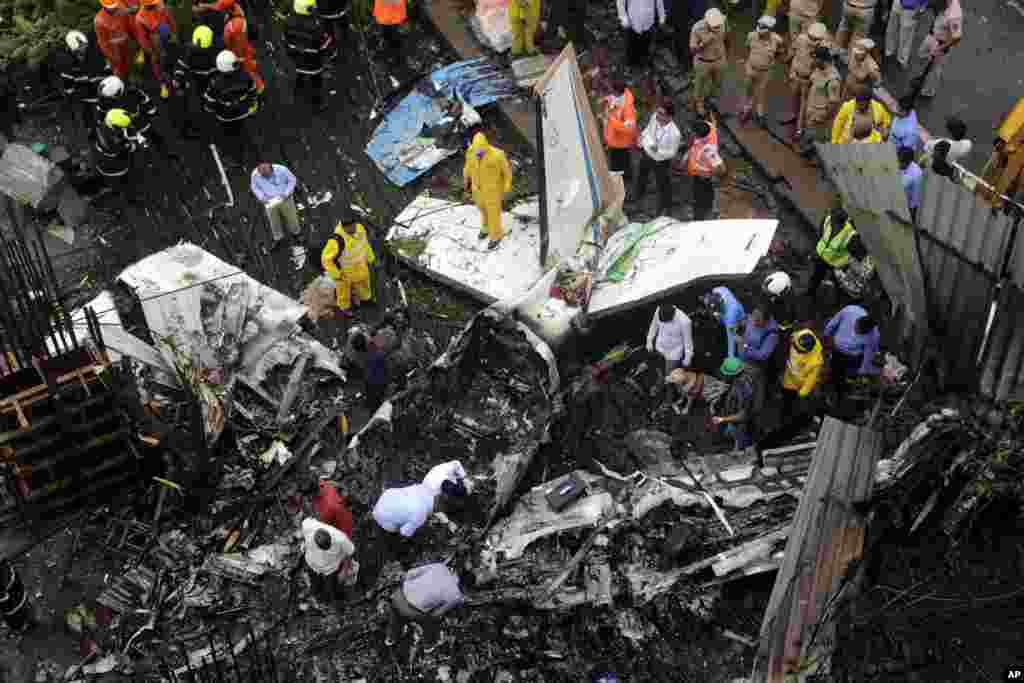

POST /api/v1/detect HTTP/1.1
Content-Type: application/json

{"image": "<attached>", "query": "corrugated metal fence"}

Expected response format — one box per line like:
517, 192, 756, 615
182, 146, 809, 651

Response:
818, 144, 1024, 402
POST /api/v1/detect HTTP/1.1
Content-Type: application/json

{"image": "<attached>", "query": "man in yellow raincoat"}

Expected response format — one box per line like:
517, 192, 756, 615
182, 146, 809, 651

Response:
509, 0, 541, 57
463, 133, 513, 251
320, 218, 376, 318
749, 328, 824, 467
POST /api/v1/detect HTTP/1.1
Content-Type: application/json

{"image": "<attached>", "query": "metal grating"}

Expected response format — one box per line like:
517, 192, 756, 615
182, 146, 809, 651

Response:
753, 418, 885, 682
979, 284, 1024, 402
917, 171, 1014, 275
915, 233, 997, 384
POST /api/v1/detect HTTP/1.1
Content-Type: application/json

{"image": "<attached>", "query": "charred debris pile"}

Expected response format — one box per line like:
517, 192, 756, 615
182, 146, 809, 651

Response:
829, 405, 1024, 681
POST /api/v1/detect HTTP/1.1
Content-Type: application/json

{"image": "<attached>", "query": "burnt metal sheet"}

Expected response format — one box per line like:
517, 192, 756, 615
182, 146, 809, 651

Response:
753, 418, 885, 683
817, 144, 928, 351
917, 171, 1013, 275
979, 284, 1024, 402
916, 233, 997, 384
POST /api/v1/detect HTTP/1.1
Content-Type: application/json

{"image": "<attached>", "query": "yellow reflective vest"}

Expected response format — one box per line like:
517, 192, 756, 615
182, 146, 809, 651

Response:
816, 215, 856, 268
321, 222, 375, 282
783, 330, 824, 397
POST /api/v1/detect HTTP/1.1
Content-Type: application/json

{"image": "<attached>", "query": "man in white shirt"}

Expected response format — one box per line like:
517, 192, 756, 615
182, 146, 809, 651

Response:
372, 483, 437, 538
302, 517, 357, 601
632, 101, 682, 216
647, 304, 695, 403
422, 460, 470, 496
920, 116, 971, 169
617, 0, 667, 68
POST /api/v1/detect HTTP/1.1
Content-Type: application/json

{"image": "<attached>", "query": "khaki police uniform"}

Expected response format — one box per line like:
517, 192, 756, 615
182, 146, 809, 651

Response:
844, 50, 880, 99
744, 30, 784, 117
690, 18, 728, 114
803, 63, 842, 142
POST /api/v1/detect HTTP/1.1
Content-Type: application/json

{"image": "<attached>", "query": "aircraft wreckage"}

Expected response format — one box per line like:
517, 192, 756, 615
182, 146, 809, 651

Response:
348, 307, 815, 611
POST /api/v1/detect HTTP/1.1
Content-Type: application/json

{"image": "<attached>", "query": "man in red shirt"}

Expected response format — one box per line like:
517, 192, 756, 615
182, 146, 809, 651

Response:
315, 479, 353, 539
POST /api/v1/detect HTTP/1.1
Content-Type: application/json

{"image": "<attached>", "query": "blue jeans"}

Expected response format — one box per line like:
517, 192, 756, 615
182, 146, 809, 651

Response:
724, 423, 753, 450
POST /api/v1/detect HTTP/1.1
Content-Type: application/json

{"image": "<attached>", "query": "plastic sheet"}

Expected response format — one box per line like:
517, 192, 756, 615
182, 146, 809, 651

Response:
366, 59, 518, 187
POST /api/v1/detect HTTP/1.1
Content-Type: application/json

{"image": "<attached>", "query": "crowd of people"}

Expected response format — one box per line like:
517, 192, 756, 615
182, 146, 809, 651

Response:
600, 0, 967, 220
54, 0, 408, 186
645, 203, 883, 466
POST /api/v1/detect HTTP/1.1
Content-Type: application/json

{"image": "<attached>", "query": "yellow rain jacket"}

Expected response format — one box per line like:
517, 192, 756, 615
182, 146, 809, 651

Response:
464, 133, 513, 241
322, 222, 377, 310
783, 330, 824, 397
509, 0, 541, 55
831, 98, 891, 144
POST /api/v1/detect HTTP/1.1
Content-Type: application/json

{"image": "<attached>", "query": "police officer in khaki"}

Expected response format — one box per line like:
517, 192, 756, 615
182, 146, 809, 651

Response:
836, 0, 877, 50
689, 8, 727, 117
799, 46, 842, 151
740, 16, 784, 125
787, 22, 829, 135
788, 0, 825, 51
844, 38, 880, 99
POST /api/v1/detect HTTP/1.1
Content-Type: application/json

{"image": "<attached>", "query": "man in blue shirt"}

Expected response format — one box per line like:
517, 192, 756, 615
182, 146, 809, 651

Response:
898, 146, 923, 222
739, 306, 779, 372
889, 95, 920, 153
823, 304, 880, 404
703, 286, 747, 358
250, 162, 300, 244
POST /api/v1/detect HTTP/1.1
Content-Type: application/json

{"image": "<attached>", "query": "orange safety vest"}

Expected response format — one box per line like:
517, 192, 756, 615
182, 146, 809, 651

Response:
604, 89, 638, 149
374, 0, 407, 25
687, 125, 720, 177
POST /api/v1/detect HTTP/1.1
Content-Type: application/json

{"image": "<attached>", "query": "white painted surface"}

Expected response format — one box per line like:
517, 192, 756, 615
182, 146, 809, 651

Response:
387, 195, 546, 303
538, 54, 600, 265
588, 218, 778, 315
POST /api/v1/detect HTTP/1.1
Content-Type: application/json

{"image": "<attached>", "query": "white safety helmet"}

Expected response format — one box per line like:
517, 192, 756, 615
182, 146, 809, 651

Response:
65, 30, 88, 53
98, 75, 125, 99
216, 50, 239, 73
763, 271, 792, 297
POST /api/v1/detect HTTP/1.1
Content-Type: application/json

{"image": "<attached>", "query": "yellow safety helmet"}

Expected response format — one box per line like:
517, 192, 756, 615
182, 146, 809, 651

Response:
294, 0, 316, 15
192, 25, 214, 49
105, 108, 133, 129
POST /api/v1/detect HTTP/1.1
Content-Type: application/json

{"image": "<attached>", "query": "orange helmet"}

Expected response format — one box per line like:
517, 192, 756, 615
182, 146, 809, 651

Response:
99, 0, 121, 9
141, 0, 161, 6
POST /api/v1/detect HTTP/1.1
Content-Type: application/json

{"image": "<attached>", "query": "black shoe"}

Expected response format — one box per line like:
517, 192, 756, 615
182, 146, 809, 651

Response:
478, 232, 487, 240
487, 240, 500, 251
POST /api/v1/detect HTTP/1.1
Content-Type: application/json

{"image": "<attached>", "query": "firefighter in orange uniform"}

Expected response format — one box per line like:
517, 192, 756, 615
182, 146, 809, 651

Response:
96, 0, 138, 79
224, 13, 264, 91
135, 0, 177, 93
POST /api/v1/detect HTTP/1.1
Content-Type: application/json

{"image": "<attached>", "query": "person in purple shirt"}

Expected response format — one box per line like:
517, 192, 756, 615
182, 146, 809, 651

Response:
889, 95, 920, 153
739, 306, 779, 370
898, 146, 923, 222
823, 304, 880, 403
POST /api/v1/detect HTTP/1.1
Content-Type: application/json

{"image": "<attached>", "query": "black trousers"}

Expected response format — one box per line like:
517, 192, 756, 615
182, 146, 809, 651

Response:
634, 155, 673, 214
692, 175, 715, 221
757, 388, 816, 451
295, 72, 324, 107
553, 0, 587, 46
608, 147, 633, 180
806, 256, 840, 300
626, 28, 654, 68
380, 24, 403, 61
830, 351, 863, 403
